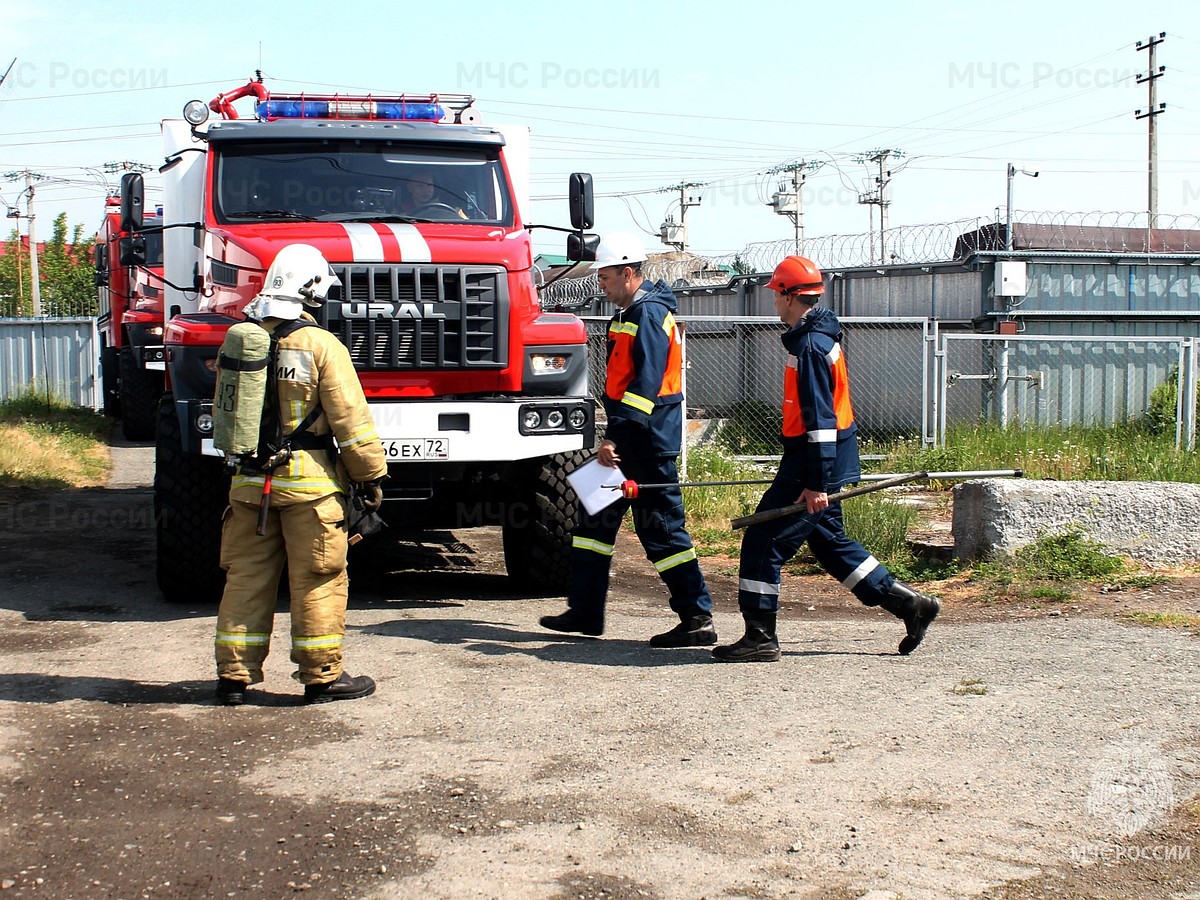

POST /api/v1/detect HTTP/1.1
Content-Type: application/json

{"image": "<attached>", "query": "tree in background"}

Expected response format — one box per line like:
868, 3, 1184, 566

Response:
0, 213, 95, 317
0, 227, 31, 317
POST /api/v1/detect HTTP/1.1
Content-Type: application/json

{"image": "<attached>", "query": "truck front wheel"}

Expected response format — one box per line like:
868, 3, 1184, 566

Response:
503, 447, 594, 595
120, 346, 161, 441
154, 392, 229, 604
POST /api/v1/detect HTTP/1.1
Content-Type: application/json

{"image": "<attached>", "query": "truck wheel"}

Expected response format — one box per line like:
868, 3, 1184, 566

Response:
154, 392, 229, 604
101, 346, 121, 417
503, 446, 595, 595
120, 346, 161, 441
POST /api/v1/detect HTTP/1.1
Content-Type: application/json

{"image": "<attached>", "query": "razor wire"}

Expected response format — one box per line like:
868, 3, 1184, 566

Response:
539, 211, 1200, 308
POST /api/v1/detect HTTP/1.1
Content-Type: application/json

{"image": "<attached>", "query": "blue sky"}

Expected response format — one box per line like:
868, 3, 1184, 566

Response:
1, 0, 1197, 259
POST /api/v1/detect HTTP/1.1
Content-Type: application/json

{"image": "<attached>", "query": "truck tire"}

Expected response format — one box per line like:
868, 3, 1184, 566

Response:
101, 346, 121, 418
503, 446, 595, 595
120, 346, 161, 441
154, 392, 229, 604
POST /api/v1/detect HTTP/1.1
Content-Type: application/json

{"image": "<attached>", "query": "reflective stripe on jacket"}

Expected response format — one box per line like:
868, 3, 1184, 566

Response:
229, 314, 387, 505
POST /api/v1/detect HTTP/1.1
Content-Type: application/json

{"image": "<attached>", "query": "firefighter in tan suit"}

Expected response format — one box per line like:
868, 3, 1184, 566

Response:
215, 244, 387, 706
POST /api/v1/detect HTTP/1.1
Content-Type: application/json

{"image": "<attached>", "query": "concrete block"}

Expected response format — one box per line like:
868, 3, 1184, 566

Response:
952, 479, 1200, 566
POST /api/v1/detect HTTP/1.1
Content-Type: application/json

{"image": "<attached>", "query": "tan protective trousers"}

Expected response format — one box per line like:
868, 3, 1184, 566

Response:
215, 493, 350, 686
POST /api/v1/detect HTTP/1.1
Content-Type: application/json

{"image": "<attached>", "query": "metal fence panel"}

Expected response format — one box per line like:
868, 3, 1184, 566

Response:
584, 315, 935, 450
0, 318, 99, 409
938, 333, 1196, 447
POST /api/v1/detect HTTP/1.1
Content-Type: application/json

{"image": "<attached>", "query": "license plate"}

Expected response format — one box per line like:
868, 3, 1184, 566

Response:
381, 438, 449, 460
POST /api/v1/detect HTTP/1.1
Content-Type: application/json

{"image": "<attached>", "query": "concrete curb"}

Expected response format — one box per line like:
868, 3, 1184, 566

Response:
952, 479, 1200, 565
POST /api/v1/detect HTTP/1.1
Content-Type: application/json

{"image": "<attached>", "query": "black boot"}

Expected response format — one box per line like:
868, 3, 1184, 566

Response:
649, 614, 718, 648
539, 609, 604, 637
712, 613, 780, 662
215, 678, 247, 706
304, 671, 376, 704
882, 582, 941, 655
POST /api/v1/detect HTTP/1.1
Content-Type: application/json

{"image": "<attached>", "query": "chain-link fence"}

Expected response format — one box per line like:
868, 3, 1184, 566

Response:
584, 316, 936, 461
584, 317, 1200, 459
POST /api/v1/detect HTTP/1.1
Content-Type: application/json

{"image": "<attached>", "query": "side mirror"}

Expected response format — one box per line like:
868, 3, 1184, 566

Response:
119, 173, 145, 233
566, 232, 599, 263
119, 235, 147, 267
93, 245, 108, 285
568, 173, 594, 231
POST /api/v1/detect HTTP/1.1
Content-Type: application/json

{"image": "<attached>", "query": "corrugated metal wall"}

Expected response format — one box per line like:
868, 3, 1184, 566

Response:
0, 318, 99, 409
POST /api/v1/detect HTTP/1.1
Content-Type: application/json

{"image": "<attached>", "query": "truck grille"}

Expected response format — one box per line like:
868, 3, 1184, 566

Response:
321, 265, 507, 370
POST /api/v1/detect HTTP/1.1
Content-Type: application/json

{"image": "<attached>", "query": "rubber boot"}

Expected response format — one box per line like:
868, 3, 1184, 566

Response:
215, 678, 247, 707
712, 613, 780, 662
539, 609, 604, 637
649, 614, 718, 648
881, 582, 941, 655
304, 671, 377, 704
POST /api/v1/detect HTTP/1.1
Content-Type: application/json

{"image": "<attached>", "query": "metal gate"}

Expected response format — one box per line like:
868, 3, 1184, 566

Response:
937, 333, 1198, 449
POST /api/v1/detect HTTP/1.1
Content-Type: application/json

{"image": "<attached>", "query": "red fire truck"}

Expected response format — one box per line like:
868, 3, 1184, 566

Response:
120, 78, 598, 604
94, 197, 166, 439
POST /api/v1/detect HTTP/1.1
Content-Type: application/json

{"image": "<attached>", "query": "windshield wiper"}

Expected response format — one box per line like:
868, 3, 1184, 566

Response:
223, 209, 318, 221
315, 212, 423, 223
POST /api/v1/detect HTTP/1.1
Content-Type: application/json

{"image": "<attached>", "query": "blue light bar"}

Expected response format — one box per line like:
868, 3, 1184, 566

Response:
255, 98, 445, 122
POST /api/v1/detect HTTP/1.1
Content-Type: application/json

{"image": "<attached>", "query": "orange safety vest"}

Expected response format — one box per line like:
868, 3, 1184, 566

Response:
782, 342, 855, 439
605, 310, 683, 411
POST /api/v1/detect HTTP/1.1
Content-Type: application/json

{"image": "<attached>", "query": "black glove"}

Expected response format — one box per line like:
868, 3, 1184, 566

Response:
354, 481, 384, 513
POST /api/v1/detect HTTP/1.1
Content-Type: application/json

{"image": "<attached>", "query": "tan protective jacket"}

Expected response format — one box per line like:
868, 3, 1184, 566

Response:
229, 315, 386, 505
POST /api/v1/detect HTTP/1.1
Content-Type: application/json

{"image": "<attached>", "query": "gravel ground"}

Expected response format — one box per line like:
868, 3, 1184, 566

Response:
0, 438, 1197, 899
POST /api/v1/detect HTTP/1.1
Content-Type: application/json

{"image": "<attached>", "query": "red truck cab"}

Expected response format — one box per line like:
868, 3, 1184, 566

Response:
123, 82, 599, 603
95, 198, 165, 439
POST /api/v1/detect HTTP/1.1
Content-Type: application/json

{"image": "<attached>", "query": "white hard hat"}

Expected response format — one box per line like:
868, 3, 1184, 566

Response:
259, 244, 341, 308
590, 231, 647, 270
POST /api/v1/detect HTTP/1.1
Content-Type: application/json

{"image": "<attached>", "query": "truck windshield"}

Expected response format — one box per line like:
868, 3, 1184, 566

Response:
213, 141, 513, 226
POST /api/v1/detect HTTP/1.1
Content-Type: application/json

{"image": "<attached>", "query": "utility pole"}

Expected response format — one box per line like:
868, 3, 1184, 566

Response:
856, 149, 902, 264
5, 171, 44, 316
1136, 32, 1167, 230
658, 181, 704, 252
767, 160, 822, 254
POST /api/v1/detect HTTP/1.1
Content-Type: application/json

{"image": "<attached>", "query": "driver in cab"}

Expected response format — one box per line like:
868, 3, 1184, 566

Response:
399, 169, 467, 219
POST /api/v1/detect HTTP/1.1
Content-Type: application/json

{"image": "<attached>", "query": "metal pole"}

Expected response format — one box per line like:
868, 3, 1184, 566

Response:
1005, 163, 1015, 251
997, 340, 1010, 429
25, 173, 41, 317
679, 322, 688, 481
1148, 38, 1159, 230
795, 172, 804, 255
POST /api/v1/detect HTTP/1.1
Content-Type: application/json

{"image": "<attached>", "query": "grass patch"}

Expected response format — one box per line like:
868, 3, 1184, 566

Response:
0, 390, 111, 489
952, 677, 989, 696
1117, 611, 1200, 629
969, 528, 1143, 603
866, 422, 1200, 483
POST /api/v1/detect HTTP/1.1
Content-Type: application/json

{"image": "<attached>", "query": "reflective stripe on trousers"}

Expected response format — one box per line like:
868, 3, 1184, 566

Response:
737, 476, 892, 614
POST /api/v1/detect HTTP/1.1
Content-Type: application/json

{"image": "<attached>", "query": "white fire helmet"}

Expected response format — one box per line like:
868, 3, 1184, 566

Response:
244, 244, 341, 320
590, 231, 648, 270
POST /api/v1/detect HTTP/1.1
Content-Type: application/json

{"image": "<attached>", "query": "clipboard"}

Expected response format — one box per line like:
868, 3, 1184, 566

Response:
566, 458, 626, 516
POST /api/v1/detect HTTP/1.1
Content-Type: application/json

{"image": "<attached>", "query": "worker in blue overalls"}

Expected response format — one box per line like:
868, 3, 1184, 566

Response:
714, 255, 941, 662
540, 232, 716, 647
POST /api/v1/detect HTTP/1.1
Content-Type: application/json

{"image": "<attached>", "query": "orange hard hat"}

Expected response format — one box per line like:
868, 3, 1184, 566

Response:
765, 255, 825, 296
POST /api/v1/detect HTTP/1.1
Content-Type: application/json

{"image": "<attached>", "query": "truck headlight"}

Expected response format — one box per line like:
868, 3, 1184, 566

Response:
522, 410, 542, 430
530, 353, 568, 374
568, 408, 588, 430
